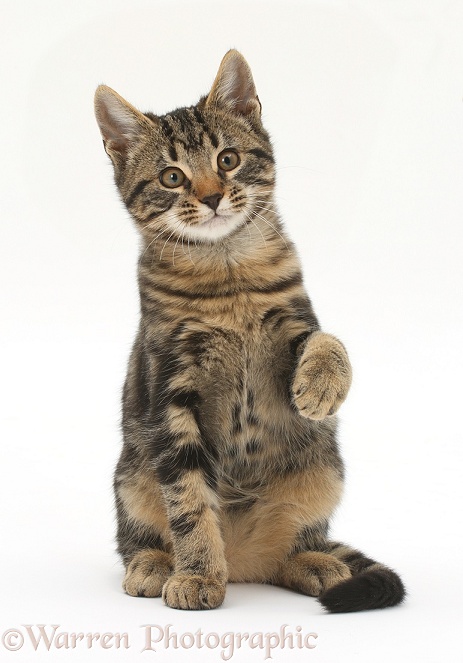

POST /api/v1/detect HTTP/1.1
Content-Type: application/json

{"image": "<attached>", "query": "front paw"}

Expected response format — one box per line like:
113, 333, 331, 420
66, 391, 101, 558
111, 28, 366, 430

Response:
292, 332, 352, 420
162, 574, 226, 610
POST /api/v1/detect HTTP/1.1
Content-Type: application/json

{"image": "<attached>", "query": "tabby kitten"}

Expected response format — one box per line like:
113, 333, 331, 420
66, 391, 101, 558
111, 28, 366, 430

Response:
94, 50, 405, 612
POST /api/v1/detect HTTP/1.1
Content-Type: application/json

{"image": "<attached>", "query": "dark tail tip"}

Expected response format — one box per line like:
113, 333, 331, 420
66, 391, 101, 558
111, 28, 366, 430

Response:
318, 566, 406, 613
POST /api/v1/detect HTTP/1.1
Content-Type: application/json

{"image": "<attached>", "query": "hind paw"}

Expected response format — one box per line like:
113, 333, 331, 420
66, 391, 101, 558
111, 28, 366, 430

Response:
123, 550, 173, 598
280, 551, 351, 596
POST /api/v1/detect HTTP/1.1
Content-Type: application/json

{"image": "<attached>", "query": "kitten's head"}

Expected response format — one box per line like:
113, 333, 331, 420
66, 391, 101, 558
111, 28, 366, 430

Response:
94, 50, 275, 245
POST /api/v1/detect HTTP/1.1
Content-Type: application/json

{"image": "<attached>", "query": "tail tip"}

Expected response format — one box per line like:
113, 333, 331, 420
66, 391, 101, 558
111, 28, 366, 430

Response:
318, 566, 406, 613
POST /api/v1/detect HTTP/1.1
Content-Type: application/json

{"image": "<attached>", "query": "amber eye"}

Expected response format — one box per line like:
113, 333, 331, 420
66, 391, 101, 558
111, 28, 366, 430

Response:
160, 167, 185, 188
217, 150, 240, 172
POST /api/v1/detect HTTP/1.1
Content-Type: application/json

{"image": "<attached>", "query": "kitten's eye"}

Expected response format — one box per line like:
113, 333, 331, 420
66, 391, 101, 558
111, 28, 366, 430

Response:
217, 150, 240, 172
160, 167, 185, 188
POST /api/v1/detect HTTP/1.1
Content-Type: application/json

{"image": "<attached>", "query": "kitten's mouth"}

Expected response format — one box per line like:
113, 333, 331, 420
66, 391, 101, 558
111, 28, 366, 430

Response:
200, 211, 231, 226
185, 210, 244, 242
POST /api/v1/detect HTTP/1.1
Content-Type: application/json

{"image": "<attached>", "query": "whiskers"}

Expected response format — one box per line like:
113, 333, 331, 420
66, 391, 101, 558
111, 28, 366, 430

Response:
244, 196, 289, 250
173, 226, 196, 267
140, 194, 286, 266
140, 209, 198, 267
243, 208, 268, 251
159, 220, 183, 263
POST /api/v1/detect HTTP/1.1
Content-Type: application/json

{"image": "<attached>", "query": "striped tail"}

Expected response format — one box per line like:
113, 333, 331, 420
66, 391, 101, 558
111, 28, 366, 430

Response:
317, 542, 406, 613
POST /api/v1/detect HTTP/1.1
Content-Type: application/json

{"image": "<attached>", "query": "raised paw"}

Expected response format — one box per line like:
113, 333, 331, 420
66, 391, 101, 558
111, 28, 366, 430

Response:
162, 574, 226, 610
280, 551, 352, 597
292, 332, 352, 420
123, 549, 173, 598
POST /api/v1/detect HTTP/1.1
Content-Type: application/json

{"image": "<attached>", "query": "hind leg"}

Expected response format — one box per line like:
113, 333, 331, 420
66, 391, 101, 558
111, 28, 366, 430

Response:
277, 551, 351, 596
123, 549, 174, 597
116, 517, 174, 598
116, 486, 174, 597
273, 522, 350, 596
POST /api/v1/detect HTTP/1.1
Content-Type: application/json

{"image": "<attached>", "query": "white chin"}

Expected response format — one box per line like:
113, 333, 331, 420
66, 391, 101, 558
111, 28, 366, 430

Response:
183, 213, 244, 242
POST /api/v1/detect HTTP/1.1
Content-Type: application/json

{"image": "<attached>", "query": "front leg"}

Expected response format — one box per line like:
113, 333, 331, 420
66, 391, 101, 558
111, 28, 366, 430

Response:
292, 331, 352, 420
155, 395, 227, 610
151, 326, 233, 610
161, 476, 226, 610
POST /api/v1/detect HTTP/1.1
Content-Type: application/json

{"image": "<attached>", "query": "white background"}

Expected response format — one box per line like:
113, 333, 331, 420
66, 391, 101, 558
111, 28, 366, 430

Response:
1, 0, 462, 661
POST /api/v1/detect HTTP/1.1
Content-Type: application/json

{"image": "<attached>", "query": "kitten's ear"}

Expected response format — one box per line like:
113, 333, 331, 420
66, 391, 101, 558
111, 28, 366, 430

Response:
205, 50, 261, 118
94, 85, 153, 160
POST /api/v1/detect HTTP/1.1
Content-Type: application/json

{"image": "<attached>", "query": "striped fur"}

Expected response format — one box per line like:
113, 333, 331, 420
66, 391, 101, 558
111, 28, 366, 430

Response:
94, 50, 405, 612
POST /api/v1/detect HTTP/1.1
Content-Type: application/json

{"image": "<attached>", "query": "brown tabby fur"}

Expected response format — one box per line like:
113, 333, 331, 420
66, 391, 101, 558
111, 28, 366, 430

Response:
94, 50, 405, 612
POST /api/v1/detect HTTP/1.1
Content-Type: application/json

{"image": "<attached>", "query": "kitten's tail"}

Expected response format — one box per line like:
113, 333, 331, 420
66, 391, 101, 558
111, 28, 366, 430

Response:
317, 542, 406, 613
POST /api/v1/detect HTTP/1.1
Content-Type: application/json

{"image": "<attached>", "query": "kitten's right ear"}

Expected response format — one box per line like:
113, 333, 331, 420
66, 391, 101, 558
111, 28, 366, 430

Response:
94, 85, 153, 160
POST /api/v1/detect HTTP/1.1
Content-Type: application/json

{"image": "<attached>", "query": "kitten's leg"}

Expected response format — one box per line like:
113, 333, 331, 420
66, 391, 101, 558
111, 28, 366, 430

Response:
137, 324, 240, 609
114, 460, 173, 597
274, 522, 350, 596
160, 474, 227, 610
123, 549, 173, 598
114, 449, 225, 606
278, 551, 351, 596
155, 397, 227, 610
114, 482, 174, 597
292, 331, 352, 420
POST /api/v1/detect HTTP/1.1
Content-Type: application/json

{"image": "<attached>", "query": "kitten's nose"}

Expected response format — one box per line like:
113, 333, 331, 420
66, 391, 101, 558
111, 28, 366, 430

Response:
201, 192, 223, 211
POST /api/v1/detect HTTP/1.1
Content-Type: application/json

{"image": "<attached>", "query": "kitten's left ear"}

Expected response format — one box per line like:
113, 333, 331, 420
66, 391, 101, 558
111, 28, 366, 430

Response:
205, 50, 261, 118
